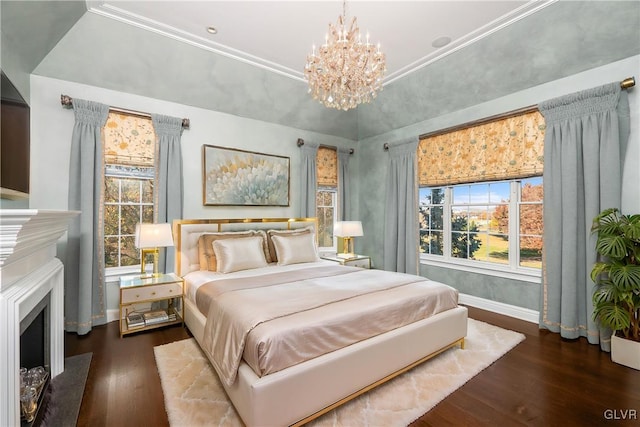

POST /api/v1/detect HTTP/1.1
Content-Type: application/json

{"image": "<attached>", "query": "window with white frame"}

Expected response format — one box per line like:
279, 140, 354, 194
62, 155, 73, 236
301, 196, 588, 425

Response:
102, 112, 157, 270
417, 109, 545, 275
316, 187, 337, 249
316, 147, 338, 251
419, 177, 543, 271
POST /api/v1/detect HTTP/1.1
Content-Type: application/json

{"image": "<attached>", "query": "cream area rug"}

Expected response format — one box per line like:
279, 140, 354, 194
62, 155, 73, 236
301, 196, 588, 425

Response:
154, 319, 525, 427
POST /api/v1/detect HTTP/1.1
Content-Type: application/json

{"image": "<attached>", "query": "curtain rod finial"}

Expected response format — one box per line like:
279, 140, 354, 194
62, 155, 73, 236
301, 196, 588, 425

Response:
297, 138, 305, 147
383, 143, 389, 151
621, 76, 635, 89
61, 94, 72, 107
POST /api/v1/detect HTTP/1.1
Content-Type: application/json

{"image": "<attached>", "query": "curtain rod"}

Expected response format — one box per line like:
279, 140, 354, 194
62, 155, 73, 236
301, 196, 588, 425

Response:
297, 138, 354, 154
383, 75, 635, 151
60, 95, 190, 129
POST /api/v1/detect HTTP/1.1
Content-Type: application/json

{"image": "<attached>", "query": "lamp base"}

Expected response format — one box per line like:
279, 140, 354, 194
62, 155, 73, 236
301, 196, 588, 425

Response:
141, 248, 160, 277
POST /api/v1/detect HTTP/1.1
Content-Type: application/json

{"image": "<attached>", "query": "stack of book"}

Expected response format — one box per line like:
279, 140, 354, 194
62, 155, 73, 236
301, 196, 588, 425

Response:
126, 313, 145, 329
143, 310, 177, 325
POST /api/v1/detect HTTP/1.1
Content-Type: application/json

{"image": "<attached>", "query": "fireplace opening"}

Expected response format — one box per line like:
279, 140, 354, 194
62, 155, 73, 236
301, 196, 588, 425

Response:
20, 292, 50, 371
19, 292, 51, 425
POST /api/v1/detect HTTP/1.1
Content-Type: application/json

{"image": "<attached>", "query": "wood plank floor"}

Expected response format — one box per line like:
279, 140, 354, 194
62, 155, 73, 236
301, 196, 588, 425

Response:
65, 306, 640, 426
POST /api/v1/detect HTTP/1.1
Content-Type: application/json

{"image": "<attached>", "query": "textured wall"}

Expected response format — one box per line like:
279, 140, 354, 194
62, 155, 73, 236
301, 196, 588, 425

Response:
29, 74, 358, 314
357, 0, 640, 139
357, 55, 640, 312
0, 0, 85, 103
33, 12, 358, 140
7, 1, 638, 141
5, 1, 640, 315
420, 264, 540, 311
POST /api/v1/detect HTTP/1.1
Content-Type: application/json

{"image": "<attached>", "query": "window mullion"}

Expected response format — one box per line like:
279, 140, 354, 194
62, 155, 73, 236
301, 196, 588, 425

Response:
443, 187, 452, 260
331, 191, 337, 249
118, 179, 123, 268
509, 181, 519, 269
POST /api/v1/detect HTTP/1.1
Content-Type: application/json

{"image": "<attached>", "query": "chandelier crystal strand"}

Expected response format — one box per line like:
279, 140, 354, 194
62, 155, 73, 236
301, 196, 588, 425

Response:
304, 0, 386, 111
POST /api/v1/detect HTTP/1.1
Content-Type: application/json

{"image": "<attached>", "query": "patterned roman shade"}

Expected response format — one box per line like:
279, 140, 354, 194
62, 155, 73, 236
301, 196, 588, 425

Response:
317, 146, 337, 187
103, 112, 156, 166
418, 110, 545, 186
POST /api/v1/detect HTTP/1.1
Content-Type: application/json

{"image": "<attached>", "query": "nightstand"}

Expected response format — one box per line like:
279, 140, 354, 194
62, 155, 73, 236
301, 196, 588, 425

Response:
321, 254, 371, 269
119, 272, 184, 337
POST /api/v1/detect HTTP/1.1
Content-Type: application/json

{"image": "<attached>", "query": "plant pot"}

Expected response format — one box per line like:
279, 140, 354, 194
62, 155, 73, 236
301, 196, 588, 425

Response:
611, 334, 640, 370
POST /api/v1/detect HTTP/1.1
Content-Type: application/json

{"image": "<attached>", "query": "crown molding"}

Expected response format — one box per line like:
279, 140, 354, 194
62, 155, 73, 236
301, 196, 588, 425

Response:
86, 0, 557, 86
384, 0, 558, 85
86, 1, 307, 82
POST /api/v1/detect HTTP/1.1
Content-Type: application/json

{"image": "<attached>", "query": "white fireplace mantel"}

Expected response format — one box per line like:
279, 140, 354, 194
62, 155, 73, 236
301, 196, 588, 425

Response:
0, 209, 79, 427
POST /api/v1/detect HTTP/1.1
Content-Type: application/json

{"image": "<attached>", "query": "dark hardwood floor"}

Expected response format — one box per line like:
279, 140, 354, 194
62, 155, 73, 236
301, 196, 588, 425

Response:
65, 306, 640, 426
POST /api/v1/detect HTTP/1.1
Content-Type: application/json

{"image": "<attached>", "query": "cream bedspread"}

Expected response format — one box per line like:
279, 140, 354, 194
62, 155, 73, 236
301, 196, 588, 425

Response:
193, 264, 459, 387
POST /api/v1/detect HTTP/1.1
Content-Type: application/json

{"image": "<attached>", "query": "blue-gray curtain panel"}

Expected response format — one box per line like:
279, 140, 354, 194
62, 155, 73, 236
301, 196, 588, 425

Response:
300, 142, 319, 217
337, 147, 351, 220
539, 82, 630, 351
152, 114, 184, 274
66, 99, 109, 335
383, 137, 419, 274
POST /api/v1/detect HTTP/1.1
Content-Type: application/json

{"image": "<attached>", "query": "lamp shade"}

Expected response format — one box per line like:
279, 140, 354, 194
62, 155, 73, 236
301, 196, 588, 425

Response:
334, 221, 363, 237
135, 223, 174, 248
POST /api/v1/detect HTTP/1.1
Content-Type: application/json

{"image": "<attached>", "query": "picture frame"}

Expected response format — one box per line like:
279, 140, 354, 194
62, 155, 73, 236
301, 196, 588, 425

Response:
202, 144, 290, 206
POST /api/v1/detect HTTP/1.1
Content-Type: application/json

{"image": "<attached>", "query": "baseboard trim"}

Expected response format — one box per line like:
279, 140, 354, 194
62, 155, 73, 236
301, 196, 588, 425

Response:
106, 309, 119, 323
459, 293, 539, 324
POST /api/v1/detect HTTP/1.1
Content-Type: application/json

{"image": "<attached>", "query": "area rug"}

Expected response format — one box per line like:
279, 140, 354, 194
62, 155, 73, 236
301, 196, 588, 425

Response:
154, 319, 524, 427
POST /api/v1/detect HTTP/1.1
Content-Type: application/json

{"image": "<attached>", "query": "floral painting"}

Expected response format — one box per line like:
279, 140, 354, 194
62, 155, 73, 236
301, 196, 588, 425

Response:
202, 145, 290, 206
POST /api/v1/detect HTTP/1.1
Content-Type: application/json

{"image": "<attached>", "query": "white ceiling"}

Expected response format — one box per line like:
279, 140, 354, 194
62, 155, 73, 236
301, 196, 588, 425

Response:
87, 1, 556, 84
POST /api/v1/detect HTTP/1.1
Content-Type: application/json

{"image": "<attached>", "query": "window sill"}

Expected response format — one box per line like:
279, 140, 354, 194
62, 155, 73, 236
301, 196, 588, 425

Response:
419, 256, 541, 283
105, 266, 148, 283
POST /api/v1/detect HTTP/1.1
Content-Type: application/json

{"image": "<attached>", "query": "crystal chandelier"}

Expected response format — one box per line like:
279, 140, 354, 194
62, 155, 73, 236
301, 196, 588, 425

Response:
304, 0, 386, 111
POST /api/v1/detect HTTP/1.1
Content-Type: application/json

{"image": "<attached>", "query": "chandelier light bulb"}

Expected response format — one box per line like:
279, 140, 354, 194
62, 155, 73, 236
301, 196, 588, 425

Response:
303, 0, 386, 111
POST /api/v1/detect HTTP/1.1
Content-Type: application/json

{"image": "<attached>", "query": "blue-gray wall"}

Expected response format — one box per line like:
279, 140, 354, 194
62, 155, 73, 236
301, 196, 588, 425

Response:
356, 55, 640, 312
356, 0, 640, 139
2, 1, 640, 316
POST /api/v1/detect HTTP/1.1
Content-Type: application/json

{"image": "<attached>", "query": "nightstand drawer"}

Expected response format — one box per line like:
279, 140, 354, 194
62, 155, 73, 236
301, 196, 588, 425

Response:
344, 258, 371, 269
121, 282, 182, 304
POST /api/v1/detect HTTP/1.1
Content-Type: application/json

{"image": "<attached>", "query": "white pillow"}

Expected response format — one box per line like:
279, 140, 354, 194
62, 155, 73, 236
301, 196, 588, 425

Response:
271, 233, 320, 266
212, 236, 268, 273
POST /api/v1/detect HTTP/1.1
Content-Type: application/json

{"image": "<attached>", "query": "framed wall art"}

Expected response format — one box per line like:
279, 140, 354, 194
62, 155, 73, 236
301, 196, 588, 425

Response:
202, 145, 290, 206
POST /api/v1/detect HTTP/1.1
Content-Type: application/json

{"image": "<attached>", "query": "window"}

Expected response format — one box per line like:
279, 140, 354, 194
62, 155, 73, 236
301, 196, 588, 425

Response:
102, 113, 157, 270
417, 109, 545, 277
316, 147, 338, 250
316, 188, 336, 248
419, 177, 543, 272
104, 166, 154, 268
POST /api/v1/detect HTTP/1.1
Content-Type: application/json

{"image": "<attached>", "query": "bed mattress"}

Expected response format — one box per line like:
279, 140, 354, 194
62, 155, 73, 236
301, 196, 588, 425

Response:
184, 261, 459, 386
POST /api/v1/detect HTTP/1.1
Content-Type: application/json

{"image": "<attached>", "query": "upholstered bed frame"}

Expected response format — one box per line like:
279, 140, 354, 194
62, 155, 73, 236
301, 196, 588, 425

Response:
174, 218, 468, 426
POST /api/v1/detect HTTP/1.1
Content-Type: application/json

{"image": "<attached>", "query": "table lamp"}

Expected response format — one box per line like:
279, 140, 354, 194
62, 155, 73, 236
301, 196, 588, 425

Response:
334, 221, 363, 258
135, 223, 174, 277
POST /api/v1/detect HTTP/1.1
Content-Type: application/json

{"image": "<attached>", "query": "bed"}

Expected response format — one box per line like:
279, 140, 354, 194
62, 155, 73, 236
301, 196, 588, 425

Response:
174, 217, 468, 426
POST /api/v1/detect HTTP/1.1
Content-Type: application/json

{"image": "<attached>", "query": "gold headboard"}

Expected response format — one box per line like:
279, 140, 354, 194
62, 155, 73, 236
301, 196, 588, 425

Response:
173, 217, 318, 276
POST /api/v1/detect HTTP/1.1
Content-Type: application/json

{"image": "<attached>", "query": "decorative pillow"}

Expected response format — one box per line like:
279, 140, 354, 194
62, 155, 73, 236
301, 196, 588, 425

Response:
271, 233, 320, 266
266, 227, 313, 262
197, 230, 268, 271
213, 236, 268, 273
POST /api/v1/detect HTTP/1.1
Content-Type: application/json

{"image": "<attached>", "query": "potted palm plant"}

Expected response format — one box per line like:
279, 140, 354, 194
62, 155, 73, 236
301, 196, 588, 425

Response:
591, 208, 640, 370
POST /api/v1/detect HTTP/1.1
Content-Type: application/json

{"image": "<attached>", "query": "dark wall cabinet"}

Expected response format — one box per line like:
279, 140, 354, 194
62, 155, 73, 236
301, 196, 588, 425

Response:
1, 100, 30, 197
1, 70, 30, 200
